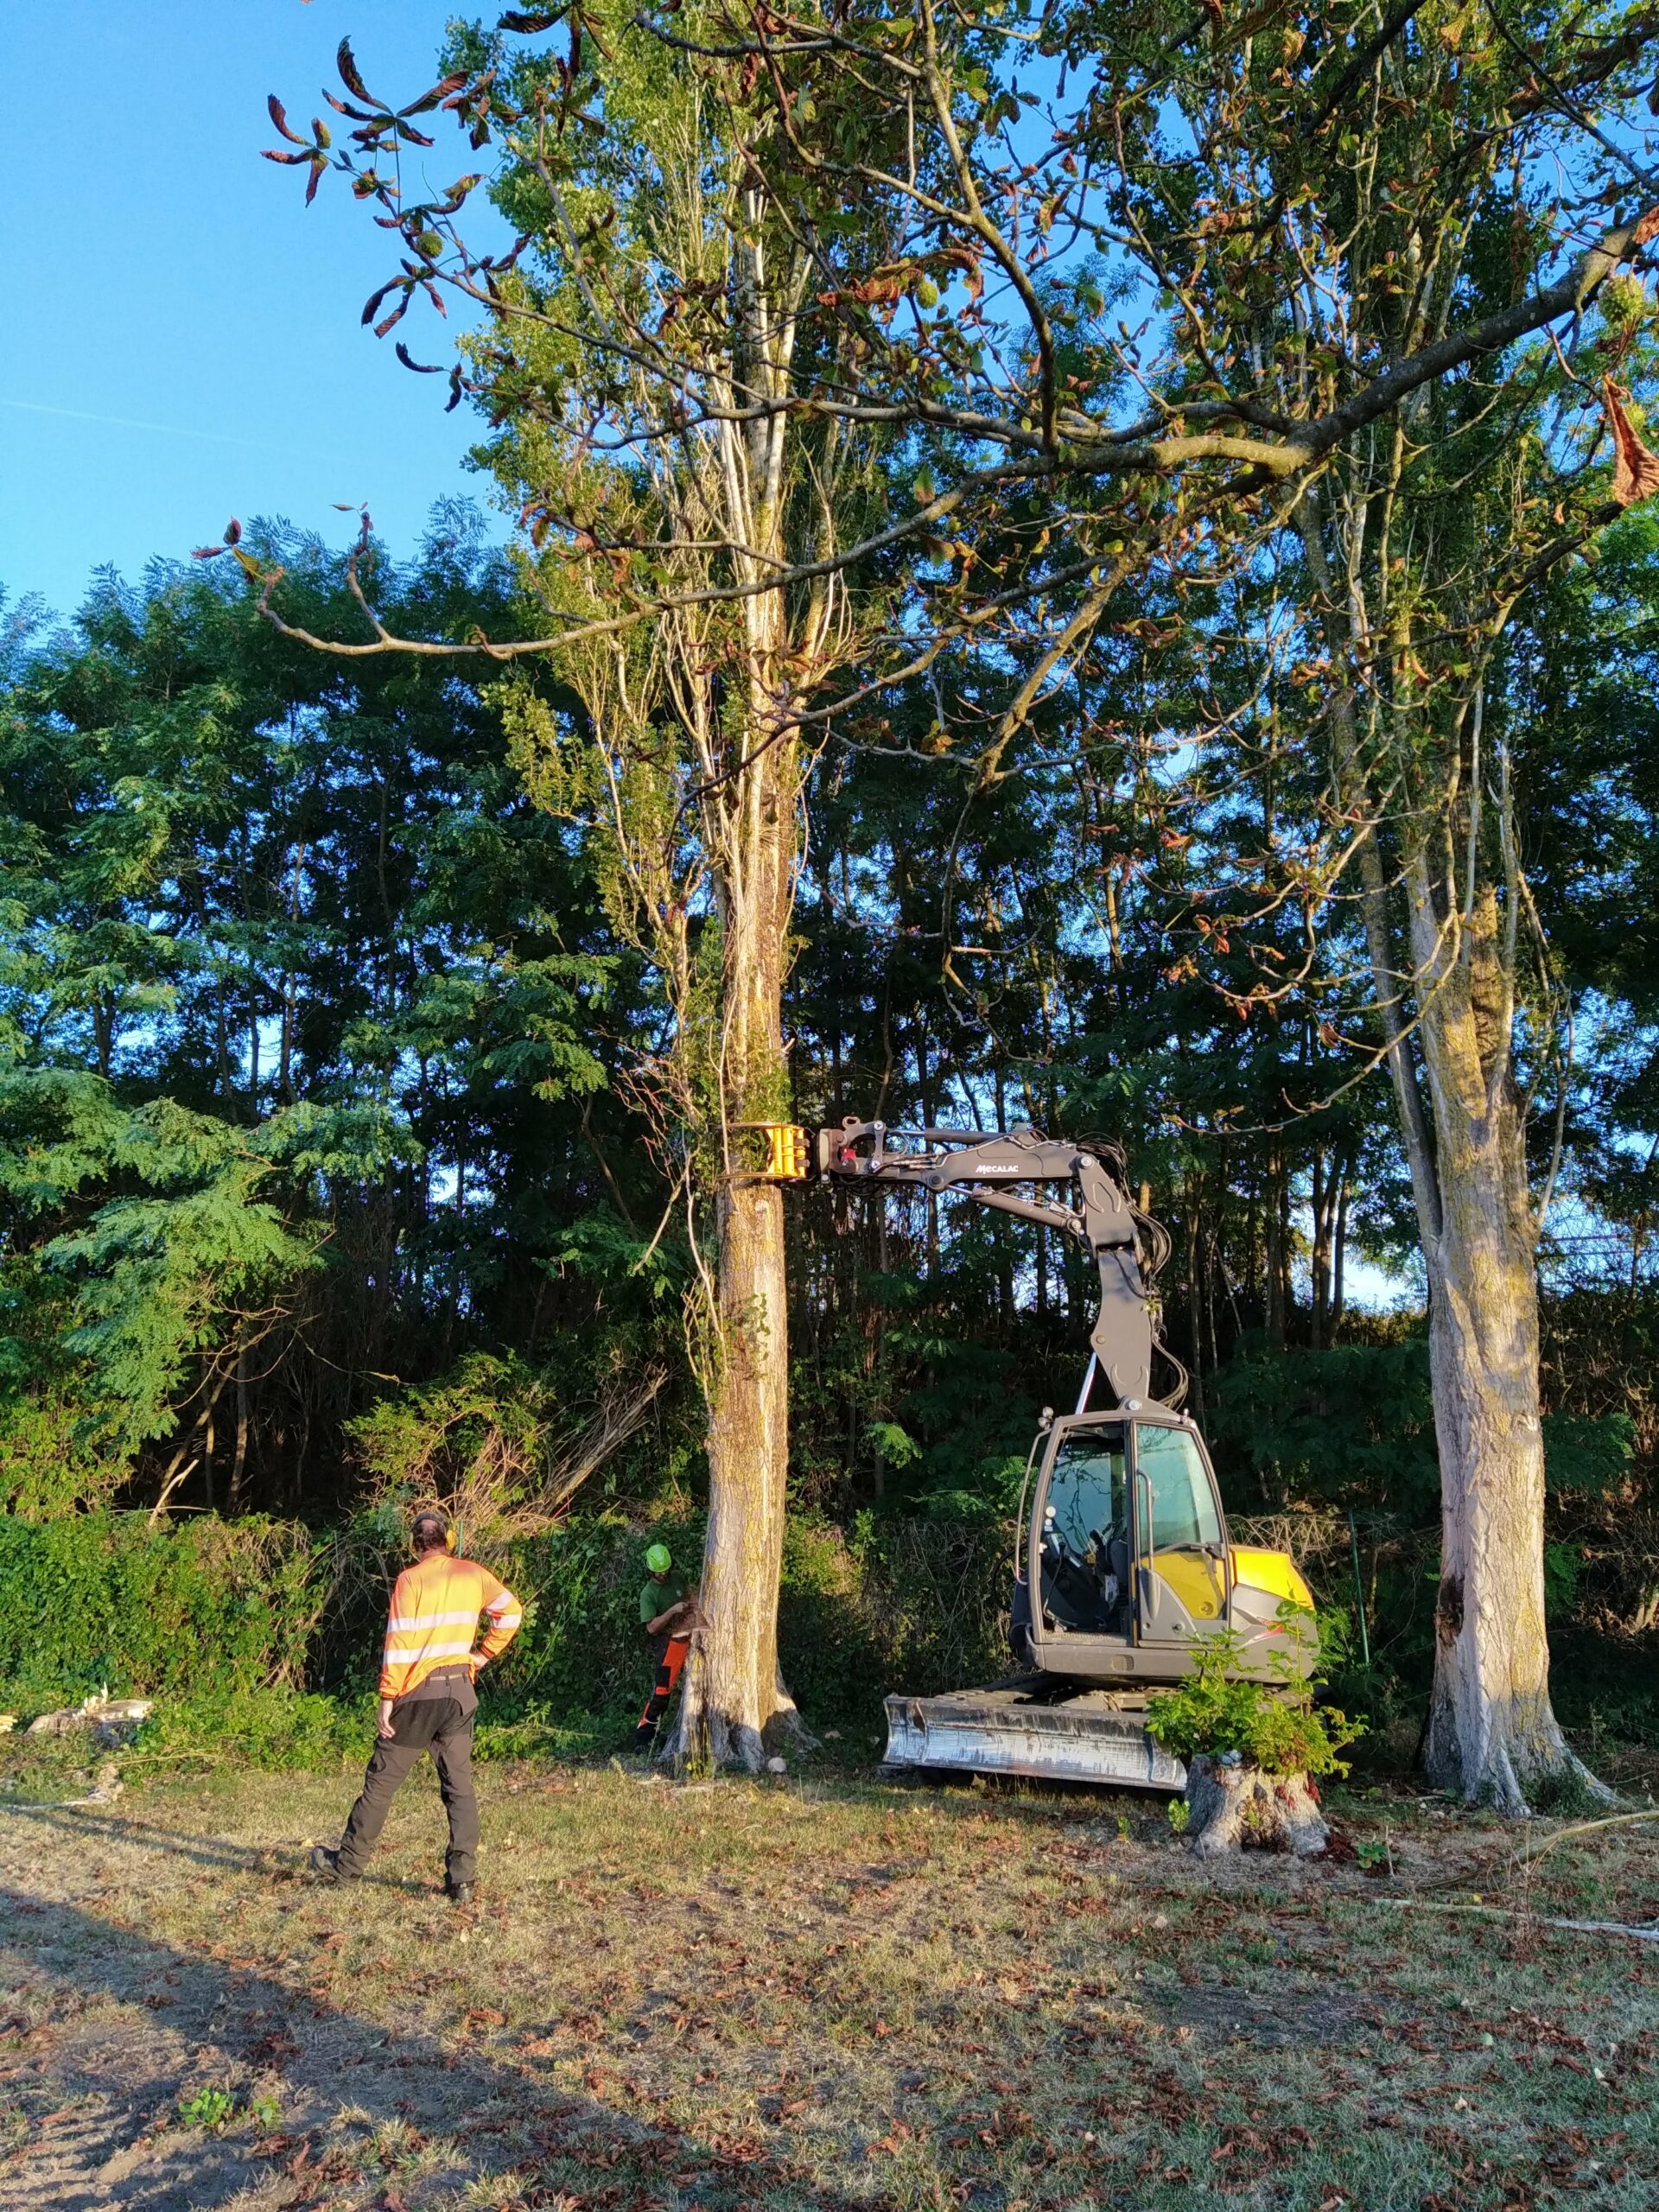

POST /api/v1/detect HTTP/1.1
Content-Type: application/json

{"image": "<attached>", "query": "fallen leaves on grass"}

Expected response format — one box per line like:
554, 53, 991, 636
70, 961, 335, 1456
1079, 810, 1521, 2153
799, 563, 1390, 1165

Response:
3, 1768, 1657, 2212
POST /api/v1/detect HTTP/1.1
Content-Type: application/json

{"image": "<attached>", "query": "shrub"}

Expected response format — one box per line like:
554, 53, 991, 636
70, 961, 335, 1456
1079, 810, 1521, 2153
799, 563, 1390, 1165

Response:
345, 1351, 563, 1538
0, 1501, 1021, 1756
0, 1393, 120, 1522
385, 1509, 1012, 1742
134, 1688, 365, 1772
1144, 1617, 1362, 1779
487, 1513, 683, 1730
0, 1512, 322, 1711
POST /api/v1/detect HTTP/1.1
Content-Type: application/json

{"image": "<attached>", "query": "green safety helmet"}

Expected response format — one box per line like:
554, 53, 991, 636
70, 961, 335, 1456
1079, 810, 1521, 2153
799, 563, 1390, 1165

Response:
645, 1542, 673, 1574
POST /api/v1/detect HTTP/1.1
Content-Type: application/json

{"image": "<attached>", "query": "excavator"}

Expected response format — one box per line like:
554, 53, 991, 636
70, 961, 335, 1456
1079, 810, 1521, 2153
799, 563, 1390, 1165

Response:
789, 1117, 1315, 1792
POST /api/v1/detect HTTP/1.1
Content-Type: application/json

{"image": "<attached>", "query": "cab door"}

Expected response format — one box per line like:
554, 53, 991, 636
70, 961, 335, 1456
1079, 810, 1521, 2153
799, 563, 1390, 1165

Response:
1027, 1419, 1133, 1655
1130, 1418, 1231, 1648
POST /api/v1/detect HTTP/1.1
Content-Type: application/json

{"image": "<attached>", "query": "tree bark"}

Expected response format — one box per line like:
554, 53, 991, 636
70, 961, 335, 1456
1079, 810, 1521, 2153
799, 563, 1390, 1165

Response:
1411, 886, 1609, 1809
1331, 1173, 1349, 1338
229, 1344, 250, 1514
1185, 1756, 1328, 1857
1297, 488, 1599, 1811
676, 1175, 804, 1769
673, 752, 807, 1765
1264, 1147, 1287, 1350
668, 445, 817, 1765
1309, 1147, 1329, 1351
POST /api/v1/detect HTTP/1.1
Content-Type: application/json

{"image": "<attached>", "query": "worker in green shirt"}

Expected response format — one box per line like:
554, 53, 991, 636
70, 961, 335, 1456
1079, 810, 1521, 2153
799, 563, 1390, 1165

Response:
633, 1542, 702, 1749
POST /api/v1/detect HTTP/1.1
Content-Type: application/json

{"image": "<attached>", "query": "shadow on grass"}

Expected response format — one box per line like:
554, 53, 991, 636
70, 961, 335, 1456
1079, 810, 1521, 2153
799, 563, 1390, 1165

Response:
3, 1801, 429, 1892
811, 1763, 1175, 1831
0, 1864, 899, 2212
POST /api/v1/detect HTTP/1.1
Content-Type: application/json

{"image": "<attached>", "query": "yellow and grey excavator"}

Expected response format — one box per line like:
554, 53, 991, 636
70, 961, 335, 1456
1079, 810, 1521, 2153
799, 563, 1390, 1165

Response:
804, 1118, 1315, 1791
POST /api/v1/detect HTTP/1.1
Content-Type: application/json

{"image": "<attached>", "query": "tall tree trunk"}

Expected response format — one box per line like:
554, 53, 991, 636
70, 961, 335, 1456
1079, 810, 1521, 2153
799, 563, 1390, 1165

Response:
543, 177, 837, 1770
1309, 1147, 1328, 1352
672, 687, 810, 1767
1185, 1178, 1205, 1420
1411, 885, 1605, 1808
1299, 491, 1599, 1808
228, 1344, 250, 1513
1264, 1149, 1287, 1350
682, 1174, 799, 1768
279, 976, 295, 1102
1331, 1173, 1350, 1338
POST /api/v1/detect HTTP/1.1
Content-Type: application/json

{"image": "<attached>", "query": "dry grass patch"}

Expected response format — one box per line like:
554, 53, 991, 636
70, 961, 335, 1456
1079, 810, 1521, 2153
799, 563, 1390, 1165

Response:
0, 1761, 1656, 2209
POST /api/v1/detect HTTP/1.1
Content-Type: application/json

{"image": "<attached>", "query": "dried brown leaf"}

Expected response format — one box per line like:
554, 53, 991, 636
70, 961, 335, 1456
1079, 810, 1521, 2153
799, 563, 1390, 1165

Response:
337, 38, 374, 106
1602, 376, 1659, 505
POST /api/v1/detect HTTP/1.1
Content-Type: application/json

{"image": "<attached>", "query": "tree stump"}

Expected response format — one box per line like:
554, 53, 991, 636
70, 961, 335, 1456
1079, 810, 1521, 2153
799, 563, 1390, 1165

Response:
1185, 1753, 1328, 1857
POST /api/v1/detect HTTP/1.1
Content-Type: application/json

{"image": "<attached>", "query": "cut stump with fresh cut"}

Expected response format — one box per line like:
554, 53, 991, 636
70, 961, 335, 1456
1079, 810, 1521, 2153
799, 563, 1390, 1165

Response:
1185, 1753, 1328, 1857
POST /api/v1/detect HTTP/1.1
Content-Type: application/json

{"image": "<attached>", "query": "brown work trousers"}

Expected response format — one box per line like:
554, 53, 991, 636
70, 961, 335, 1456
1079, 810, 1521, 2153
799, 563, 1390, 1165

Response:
335, 1694, 478, 1886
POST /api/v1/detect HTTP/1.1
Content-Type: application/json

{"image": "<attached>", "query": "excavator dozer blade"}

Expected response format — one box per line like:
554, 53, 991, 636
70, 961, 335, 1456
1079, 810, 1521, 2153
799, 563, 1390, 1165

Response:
881, 1683, 1187, 1792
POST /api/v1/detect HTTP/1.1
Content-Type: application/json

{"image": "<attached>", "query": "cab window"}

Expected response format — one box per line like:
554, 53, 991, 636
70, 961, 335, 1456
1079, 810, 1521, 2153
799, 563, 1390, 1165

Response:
1136, 1424, 1223, 1552
1038, 1425, 1129, 1634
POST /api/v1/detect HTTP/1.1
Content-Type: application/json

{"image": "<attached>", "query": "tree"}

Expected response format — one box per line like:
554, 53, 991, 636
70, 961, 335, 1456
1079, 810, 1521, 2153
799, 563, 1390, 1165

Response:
0, 535, 645, 1521
476, 19, 906, 1764
248, 0, 1656, 1777
1059, 0, 1659, 1804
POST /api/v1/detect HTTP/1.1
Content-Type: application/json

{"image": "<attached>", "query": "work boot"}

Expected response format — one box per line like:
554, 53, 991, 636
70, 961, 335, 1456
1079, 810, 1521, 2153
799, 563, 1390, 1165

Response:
310, 1844, 346, 1884
446, 1878, 474, 1907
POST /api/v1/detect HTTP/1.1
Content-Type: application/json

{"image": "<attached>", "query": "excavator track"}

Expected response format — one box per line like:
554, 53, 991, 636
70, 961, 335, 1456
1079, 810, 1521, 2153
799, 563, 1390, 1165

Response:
881, 1679, 1187, 1792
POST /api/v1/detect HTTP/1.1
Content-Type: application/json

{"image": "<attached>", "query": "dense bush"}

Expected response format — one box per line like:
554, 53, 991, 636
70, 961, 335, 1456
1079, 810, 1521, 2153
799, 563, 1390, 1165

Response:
0, 1505, 1016, 1751
131, 1687, 367, 1772
5, 1494, 1649, 1770
1144, 1622, 1361, 1779
0, 1512, 321, 1710
446, 1510, 1014, 1739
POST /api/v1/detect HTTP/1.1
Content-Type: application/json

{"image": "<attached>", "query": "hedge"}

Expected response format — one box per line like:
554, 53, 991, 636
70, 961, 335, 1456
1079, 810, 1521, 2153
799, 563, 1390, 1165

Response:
0, 1512, 319, 1709
0, 1508, 1014, 1739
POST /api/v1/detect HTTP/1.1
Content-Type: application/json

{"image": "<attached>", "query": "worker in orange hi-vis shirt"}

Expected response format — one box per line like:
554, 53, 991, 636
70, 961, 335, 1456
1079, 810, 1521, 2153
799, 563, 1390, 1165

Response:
311, 1510, 522, 1904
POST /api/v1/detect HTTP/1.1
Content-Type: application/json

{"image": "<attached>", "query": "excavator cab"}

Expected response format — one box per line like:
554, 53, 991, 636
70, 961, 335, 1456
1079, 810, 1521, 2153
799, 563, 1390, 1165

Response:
1015, 1408, 1314, 1686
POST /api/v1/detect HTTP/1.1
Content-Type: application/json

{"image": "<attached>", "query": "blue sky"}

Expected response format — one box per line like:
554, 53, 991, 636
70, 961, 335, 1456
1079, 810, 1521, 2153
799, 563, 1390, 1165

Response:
2, 2, 496, 618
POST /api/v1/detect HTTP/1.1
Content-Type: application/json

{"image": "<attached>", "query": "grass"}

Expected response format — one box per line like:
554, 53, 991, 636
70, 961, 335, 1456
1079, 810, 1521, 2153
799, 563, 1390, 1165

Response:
0, 1746, 1656, 2210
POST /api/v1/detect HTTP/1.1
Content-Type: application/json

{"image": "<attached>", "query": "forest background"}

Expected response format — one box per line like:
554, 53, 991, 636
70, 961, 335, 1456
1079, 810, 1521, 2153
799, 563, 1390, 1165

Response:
3, 0, 1659, 1782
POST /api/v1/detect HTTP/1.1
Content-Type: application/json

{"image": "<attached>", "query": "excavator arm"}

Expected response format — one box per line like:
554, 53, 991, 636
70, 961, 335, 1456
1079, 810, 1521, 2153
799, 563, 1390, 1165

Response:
814, 1118, 1179, 1408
